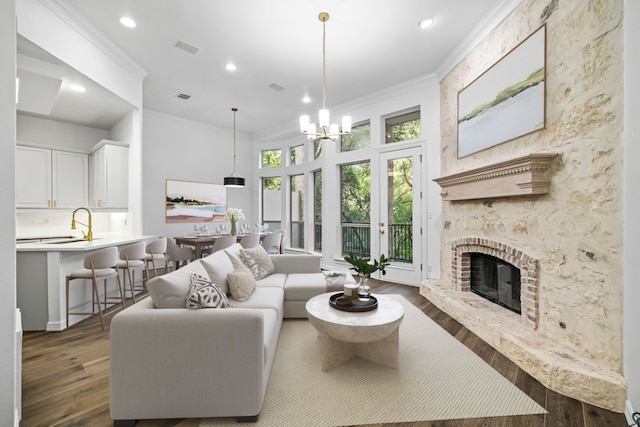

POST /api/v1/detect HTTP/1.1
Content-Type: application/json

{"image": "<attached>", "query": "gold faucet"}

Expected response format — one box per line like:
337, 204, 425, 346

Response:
71, 207, 93, 241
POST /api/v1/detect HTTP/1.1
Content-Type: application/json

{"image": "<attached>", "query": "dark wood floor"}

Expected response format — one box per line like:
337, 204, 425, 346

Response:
21, 279, 628, 427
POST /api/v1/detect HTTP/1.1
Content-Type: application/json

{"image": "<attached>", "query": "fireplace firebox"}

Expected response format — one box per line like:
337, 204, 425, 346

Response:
470, 253, 521, 314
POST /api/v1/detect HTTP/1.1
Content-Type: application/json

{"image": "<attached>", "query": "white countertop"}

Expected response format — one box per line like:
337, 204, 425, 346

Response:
16, 234, 155, 252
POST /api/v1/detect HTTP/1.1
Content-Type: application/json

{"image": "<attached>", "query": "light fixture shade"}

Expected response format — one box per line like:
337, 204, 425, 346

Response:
224, 176, 245, 188
319, 109, 330, 128
342, 116, 352, 133
300, 115, 310, 133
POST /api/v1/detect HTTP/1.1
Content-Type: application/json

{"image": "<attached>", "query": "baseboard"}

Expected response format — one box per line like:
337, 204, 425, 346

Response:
626, 400, 638, 426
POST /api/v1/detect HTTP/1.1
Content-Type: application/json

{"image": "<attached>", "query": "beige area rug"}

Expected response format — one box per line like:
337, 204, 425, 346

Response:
201, 295, 545, 427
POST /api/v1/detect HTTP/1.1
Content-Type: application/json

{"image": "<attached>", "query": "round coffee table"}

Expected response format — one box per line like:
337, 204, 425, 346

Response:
305, 292, 404, 371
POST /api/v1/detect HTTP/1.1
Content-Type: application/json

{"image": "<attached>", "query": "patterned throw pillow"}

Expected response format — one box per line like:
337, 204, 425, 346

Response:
227, 264, 256, 302
240, 245, 275, 280
185, 273, 231, 309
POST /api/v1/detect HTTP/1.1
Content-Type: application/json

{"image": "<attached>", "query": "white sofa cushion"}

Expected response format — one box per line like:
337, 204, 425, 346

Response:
200, 249, 235, 294
240, 245, 275, 280
147, 261, 208, 308
230, 287, 284, 319
256, 273, 287, 288
185, 273, 231, 309
227, 264, 256, 302
224, 243, 244, 266
284, 273, 335, 301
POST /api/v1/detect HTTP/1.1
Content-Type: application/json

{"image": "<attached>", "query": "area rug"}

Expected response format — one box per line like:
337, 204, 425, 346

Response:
200, 295, 545, 427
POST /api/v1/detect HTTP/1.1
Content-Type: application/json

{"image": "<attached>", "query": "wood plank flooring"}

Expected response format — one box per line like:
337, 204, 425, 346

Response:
21, 279, 628, 427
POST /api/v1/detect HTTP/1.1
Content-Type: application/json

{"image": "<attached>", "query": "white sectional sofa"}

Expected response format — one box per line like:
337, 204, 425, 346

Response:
110, 244, 346, 426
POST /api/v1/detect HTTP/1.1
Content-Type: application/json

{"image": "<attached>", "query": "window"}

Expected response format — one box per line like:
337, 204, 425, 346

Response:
290, 174, 305, 249
314, 140, 322, 159
261, 177, 281, 230
290, 145, 305, 165
261, 149, 282, 168
340, 162, 370, 257
385, 111, 420, 143
313, 170, 322, 251
341, 122, 370, 152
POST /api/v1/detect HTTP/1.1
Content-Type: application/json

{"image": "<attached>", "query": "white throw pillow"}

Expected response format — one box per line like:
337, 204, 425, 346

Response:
147, 260, 208, 308
185, 273, 230, 309
227, 264, 256, 302
240, 245, 275, 280
224, 243, 244, 267
200, 249, 235, 294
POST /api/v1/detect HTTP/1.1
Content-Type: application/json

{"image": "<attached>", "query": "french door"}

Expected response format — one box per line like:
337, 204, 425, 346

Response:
375, 148, 422, 285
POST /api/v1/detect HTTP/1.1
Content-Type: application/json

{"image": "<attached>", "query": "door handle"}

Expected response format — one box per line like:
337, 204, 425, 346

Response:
379, 228, 385, 234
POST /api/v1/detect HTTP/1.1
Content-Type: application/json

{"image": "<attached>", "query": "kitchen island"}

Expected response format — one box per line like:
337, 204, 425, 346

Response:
17, 234, 156, 331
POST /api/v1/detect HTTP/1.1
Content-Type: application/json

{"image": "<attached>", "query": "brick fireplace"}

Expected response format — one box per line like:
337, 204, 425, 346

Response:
451, 237, 539, 329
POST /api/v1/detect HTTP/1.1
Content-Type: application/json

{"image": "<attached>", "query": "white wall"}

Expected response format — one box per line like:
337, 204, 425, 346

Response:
142, 110, 254, 238
17, 114, 108, 151
0, 0, 18, 424
623, 0, 640, 419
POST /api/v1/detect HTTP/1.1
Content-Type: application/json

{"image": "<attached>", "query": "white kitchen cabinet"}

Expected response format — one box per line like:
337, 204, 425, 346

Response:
89, 140, 129, 209
16, 146, 88, 208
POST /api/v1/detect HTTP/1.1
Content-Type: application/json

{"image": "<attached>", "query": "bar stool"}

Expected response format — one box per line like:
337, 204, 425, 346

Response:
66, 246, 124, 330
116, 241, 146, 304
144, 237, 169, 281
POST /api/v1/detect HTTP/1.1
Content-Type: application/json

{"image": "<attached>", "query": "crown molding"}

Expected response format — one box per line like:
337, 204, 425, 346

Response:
436, 0, 525, 81
41, 0, 148, 81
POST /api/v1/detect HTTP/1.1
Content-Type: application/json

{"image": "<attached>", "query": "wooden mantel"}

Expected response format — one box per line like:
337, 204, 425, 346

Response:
434, 153, 557, 201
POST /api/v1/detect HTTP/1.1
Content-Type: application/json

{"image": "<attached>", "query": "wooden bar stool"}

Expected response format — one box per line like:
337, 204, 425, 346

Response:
66, 246, 124, 330
144, 237, 169, 281
116, 241, 146, 304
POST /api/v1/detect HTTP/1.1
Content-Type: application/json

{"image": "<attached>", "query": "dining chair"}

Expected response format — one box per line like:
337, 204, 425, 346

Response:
272, 229, 286, 254
208, 235, 237, 254
116, 241, 146, 304
66, 246, 123, 330
260, 231, 283, 254
239, 233, 260, 249
167, 237, 195, 270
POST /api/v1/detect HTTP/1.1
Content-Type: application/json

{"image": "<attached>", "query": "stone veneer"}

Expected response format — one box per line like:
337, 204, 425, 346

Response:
422, 0, 626, 412
451, 237, 539, 329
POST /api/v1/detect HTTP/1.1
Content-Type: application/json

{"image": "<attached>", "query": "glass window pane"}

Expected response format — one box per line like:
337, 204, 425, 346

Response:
262, 177, 281, 230
341, 122, 370, 152
290, 145, 305, 165
313, 170, 322, 251
385, 111, 421, 143
340, 162, 370, 257
387, 157, 413, 263
314, 140, 322, 159
290, 174, 304, 249
261, 149, 282, 168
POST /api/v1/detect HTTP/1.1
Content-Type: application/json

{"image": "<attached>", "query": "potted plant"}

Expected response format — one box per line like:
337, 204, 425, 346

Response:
343, 253, 390, 298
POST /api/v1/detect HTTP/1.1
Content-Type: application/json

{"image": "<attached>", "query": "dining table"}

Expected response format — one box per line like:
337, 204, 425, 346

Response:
174, 233, 269, 259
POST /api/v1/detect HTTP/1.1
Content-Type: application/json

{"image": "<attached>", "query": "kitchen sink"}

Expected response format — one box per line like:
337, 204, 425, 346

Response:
43, 237, 101, 244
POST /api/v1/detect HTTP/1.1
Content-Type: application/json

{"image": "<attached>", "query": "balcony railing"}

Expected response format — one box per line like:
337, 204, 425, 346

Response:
340, 223, 413, 263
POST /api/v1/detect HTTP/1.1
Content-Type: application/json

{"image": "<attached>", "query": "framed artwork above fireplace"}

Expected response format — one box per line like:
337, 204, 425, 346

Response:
457, 24, 546, 158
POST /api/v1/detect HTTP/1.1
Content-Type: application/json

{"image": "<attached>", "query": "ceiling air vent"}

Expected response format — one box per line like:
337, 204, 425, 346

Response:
174, 40, 199, 55
175, 93, 191, 100
268, 83, 285, 92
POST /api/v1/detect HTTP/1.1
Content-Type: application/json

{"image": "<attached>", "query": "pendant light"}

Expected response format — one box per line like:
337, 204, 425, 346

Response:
224, 107, 245, 188
299, 12, 352, 142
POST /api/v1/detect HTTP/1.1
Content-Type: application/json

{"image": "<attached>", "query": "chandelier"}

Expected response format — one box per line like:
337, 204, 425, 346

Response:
299, 12, 352, 142
223, 107, 245, 188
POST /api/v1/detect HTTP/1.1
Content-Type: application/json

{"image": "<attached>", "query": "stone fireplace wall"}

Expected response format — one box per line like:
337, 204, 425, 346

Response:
422, 0, 625, 411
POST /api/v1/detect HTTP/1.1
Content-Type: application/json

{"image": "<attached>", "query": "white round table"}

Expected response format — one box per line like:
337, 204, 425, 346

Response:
305, 292, 404, 371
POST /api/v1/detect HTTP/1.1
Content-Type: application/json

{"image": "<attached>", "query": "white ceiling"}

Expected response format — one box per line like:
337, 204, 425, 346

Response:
19, 0, 505, 135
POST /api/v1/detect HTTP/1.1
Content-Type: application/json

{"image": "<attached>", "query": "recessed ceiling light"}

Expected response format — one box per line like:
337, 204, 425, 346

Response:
418, 17, 435, 29
69, 84, 86, 93
225, 63, 237, 72
119, 16, 137, 28
302, 95, 311, 103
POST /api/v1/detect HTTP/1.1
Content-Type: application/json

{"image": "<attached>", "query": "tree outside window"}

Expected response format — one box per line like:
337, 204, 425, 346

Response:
385, 111, 420, 143
340, 162, 370, 257
290, 174, 305, 249
341, 122, 370, 152
261, 149, 282, 168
